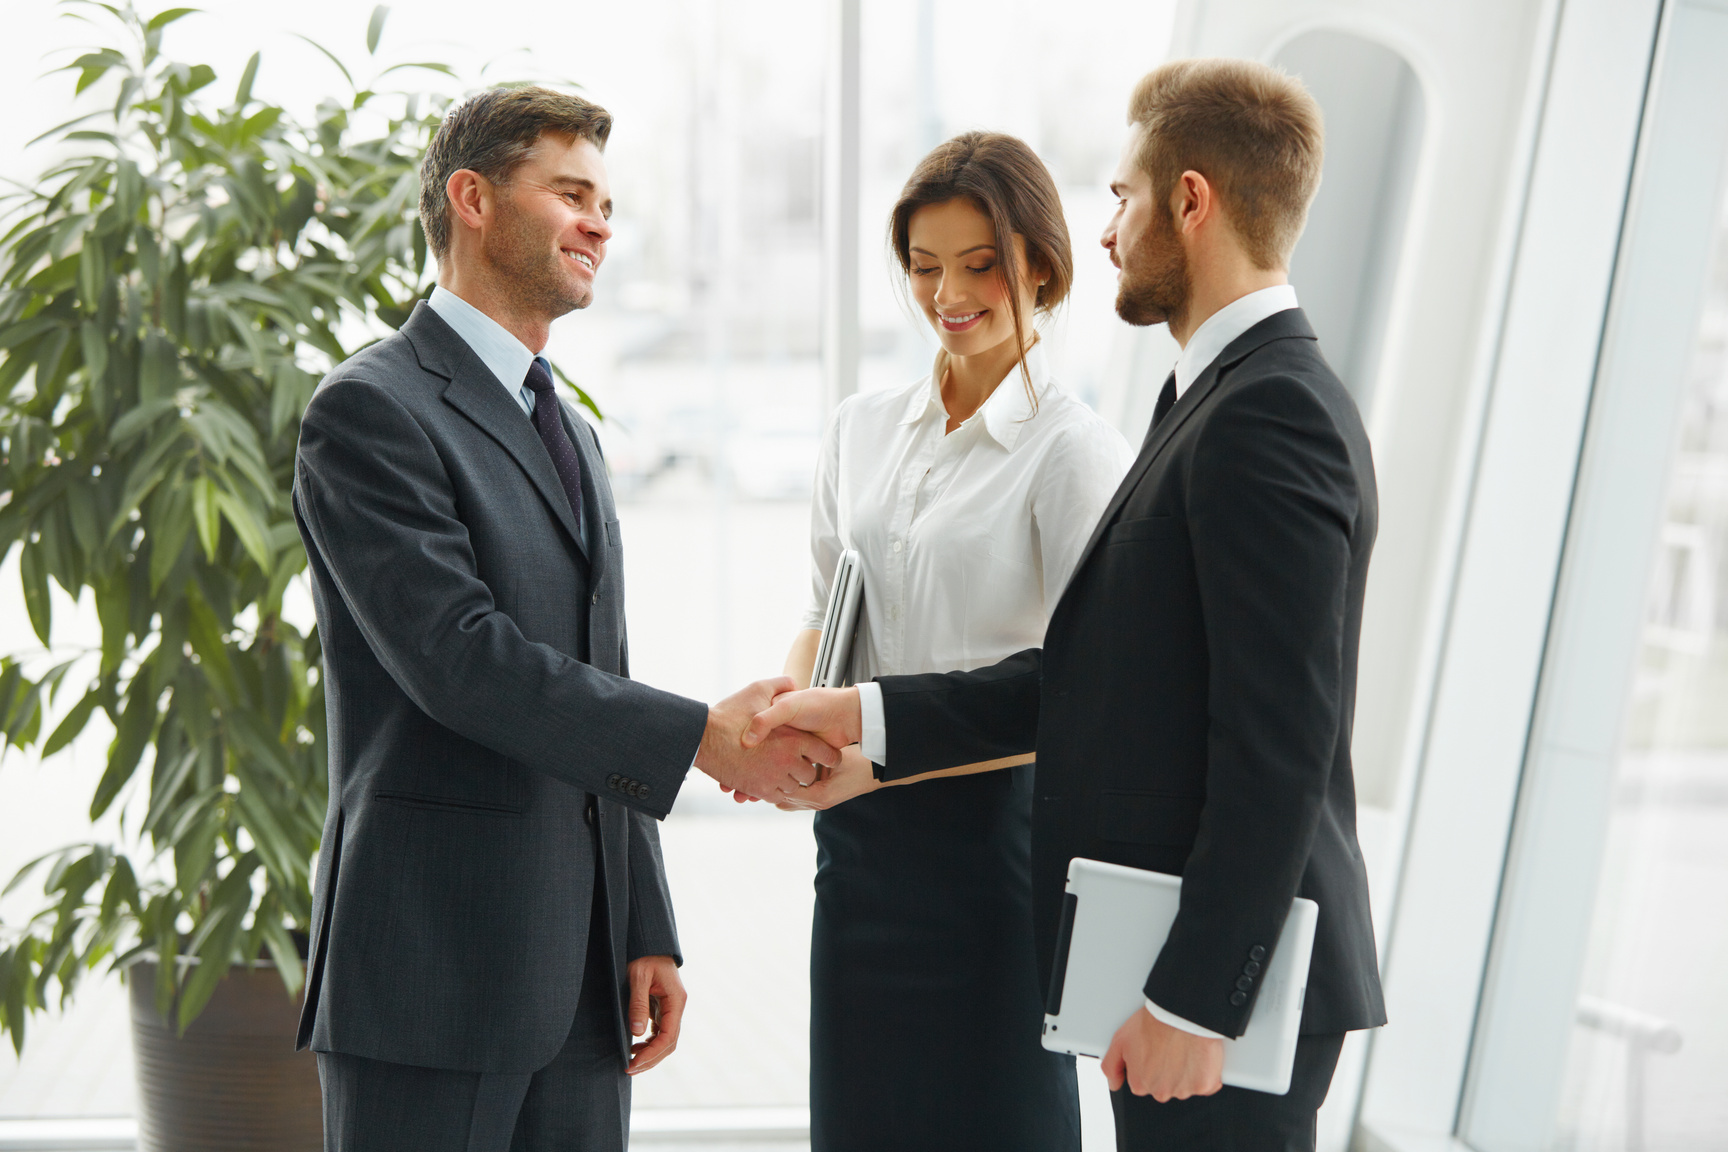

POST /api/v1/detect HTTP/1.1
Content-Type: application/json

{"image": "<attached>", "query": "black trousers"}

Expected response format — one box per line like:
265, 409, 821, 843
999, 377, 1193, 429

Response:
317, 876, 628, 1152
1110, 1032, 1346, 1152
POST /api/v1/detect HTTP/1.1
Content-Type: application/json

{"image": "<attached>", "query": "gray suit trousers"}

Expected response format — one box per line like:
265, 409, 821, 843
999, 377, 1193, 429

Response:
317, 878, 629, 1152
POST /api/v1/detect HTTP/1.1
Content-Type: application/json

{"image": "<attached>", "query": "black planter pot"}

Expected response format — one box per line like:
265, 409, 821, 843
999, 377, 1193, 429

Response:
127, 959, 321, 1151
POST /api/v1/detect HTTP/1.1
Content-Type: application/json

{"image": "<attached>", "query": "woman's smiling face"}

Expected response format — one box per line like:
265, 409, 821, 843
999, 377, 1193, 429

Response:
907, 197, 1039, 358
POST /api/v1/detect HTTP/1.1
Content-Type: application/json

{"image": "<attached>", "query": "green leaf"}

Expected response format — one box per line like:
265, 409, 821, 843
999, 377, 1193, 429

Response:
78, 238, 106, 315
212, 486, 271, 571
184, 589, 236, 706
20, 543, 52, 647
366, 6, 389, 55
91, 668, 157, 820
138, 329, 180, 402
192, 475, 218, 562
95, 578, 129, 676
233, 51, 260, 108
109, 397, 178, 446
180, 64, 217, 95
177, 858, 255, 1031
24, 110, 107, 149
146, 7, 200, 32
290, 33, 354, 89
258, 914, 303, 996
42, 687, 100, 757
548, 359, 604, 424
79, 321, 109, 389
148, 483, 195, 593
378, 61, 457, 79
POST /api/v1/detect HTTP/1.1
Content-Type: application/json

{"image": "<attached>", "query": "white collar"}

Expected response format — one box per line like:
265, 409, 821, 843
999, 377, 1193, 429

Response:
428, 285, 540, 403
900, 342, 1055, 453
1173, 284, 1300, 398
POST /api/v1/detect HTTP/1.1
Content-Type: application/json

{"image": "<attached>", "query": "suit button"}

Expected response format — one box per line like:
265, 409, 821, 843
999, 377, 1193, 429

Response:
1236, 975, 1254, 991
1244, 961, 1261, 977
1230, 991, 1248, 1007
638, 784, 651, 799
607, 774, 620, 789
1249, 945, 1267, 962
629, 782, 643, 798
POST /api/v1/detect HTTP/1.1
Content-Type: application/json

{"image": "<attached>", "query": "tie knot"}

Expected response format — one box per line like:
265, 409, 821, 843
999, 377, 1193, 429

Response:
523, 358, 556, 395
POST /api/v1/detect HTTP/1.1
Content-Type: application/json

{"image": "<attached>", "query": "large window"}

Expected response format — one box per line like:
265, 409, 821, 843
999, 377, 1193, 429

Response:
0, 2, 1182, 1142
1549, 154, 1728, 1152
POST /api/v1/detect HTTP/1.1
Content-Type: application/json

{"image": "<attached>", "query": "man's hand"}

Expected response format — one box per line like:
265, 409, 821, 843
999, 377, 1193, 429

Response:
773, 744, 879, 811
742, 686, 864, 753
1101, 1006, 1225, 1101
625, 955, 685, 1076
697, 678, 841, 801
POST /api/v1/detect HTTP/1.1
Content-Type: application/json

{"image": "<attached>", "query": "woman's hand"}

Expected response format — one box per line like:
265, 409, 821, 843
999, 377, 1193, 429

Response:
774, 744, 879, 811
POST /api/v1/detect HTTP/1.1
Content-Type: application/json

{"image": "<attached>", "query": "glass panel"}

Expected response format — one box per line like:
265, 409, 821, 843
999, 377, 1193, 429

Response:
1551, 164, 1728, 1150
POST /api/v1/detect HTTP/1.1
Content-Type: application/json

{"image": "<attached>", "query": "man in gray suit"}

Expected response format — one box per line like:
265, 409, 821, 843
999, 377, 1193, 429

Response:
292, 87, 837, 1152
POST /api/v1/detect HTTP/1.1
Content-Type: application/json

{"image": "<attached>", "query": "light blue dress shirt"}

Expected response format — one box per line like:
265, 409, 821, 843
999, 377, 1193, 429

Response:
425, 286, 589, 553
427, 285, 541, 418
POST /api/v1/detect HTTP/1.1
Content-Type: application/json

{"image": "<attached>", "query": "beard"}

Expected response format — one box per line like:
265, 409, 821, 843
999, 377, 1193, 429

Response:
1114, 208, 1189, 330
485, 192, 592, 318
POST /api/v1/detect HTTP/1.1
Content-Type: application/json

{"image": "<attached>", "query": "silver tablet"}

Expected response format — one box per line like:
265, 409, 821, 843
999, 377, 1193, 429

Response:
812, 549, 864, 689
1041, 857, 1318, 1096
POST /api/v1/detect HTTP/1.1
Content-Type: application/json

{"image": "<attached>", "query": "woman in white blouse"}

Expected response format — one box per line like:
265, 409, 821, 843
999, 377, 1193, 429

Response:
782, 133, 1133, 1152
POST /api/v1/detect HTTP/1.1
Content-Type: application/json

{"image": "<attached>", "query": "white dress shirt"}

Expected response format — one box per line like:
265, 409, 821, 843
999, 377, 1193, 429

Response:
856, 287, 1302, 1041
1172, 283, 1299, 399
425, 285, 589, 553
807, 342, 1131, 692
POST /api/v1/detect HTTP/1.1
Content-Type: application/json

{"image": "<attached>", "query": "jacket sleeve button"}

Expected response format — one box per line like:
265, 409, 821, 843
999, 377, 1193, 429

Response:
1244, 961, 1261, 977
607, 774, 620, 789
1236, 975, 1254, 991
1249, 945, 1267, 962
638, 784, 651, 799
1230, 991, 1248, 1007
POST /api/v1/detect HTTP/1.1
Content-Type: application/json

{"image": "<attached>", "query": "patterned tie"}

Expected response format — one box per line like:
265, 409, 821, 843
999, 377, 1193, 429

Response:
523, 358, 584, 529
1145, 371, 1178, 447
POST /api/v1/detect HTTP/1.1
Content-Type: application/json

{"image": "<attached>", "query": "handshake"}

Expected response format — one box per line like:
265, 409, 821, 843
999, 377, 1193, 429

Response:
693, 679, 875, 811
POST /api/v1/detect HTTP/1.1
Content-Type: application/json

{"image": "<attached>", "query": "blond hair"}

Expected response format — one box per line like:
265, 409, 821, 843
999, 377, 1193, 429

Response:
1129, 59, 1323, 269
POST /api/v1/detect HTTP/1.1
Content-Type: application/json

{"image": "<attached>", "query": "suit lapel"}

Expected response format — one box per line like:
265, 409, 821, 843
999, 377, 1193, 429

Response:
1058, 308, 1320, 603
403, 304, 588, 558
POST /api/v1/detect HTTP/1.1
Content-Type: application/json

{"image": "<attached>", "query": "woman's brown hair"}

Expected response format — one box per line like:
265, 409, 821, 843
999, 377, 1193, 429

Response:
889, 131, 1073, 408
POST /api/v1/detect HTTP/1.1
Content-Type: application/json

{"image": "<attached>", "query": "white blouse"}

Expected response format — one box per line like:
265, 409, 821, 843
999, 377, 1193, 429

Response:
802, 344, 1134, 680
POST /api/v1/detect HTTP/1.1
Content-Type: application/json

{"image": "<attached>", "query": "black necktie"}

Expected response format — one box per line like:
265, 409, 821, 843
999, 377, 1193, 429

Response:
1147, 372, 1178, 444
523, 358, 584, 528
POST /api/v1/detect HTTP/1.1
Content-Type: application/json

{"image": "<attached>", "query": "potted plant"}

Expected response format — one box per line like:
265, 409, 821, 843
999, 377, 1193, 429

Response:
0, 5, 590, 1147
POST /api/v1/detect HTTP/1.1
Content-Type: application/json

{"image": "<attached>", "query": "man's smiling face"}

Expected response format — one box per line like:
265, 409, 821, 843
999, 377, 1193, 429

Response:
486, 132, 614, 319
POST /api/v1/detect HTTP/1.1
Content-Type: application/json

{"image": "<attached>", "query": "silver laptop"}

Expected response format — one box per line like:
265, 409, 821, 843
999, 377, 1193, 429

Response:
812, 549, 864, 689
1041, 857, 1318, 1096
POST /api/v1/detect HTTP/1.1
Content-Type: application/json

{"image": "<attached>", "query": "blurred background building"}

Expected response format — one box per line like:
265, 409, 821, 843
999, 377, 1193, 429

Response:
1, 0, 1724, 1149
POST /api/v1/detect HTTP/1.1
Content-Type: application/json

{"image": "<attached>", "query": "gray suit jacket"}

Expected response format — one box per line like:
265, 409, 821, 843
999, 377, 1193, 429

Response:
292, 302, 707, 1073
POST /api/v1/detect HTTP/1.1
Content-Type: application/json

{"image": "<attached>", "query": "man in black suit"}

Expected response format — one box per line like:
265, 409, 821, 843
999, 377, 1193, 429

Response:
292, 88, 836, 1152
748, 59, 1385, 1149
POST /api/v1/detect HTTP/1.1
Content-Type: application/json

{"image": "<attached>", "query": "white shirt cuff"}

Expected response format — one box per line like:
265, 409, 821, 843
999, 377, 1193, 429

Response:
856, 681, 886, 764
1145, 999, 1226, 1040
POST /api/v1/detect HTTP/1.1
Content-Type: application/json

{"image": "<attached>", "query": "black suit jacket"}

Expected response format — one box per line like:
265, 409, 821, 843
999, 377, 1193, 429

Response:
291, 303, 707, 1073
875, 309, 1386, 1038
